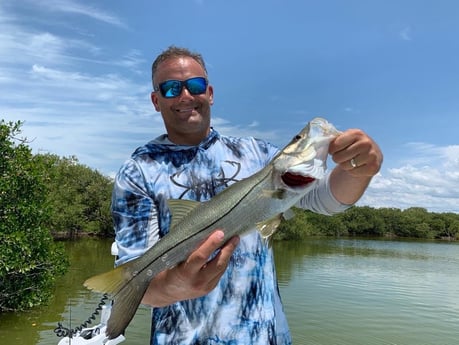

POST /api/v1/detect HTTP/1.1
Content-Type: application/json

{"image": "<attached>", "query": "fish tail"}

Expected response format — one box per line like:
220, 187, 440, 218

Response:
83, 259, 150, 339
106, 279, 148, 339
83, 265, 128, 294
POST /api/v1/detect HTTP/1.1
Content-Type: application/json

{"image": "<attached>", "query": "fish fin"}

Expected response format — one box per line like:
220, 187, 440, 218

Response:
256, 214, 283, 239
84, 263, 132, 294
105, 277, 148, 339
84, 258, 150, 339
167, 199, 201, 229
262, 189, 287, 200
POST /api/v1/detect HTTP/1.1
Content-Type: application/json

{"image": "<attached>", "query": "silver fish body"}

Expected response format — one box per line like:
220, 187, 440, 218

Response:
84, 117, 340, 339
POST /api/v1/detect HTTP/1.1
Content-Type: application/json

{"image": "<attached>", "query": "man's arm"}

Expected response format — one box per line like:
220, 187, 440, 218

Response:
141, 231, 240, 307
113, 161, 241, 308
134, 128, 382, 308
328, 128, 383, 205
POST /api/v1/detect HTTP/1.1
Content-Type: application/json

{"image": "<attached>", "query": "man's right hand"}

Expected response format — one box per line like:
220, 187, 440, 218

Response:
141, 230, 240, 307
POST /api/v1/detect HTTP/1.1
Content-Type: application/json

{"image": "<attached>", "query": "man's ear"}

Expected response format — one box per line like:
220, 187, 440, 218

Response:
208, 85, 214, 105
151, 92, 160, 111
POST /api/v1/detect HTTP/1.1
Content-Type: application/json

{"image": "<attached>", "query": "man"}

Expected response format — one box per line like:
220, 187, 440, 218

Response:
112, 46, 383, 344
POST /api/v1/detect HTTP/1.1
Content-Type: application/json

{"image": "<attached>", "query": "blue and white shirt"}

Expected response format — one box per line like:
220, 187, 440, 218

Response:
112, 128, 348, 345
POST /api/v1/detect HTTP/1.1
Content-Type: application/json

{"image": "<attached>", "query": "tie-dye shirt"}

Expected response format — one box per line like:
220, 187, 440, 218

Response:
112, 128, 348, 345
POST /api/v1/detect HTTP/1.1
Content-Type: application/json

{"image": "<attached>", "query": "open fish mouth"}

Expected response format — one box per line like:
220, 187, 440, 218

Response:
281, 172, 316, 187
281, 159, 325, 188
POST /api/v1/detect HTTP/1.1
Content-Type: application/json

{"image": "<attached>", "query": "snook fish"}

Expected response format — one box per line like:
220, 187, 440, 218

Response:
84, 117, 340, 339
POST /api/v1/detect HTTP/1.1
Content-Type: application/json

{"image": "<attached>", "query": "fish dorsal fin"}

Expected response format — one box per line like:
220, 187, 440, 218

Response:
167, 199, 201, 229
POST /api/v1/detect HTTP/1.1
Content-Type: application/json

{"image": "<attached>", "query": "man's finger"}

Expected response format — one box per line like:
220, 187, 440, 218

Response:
184, 230, 226, 274
199, 235, 240, 290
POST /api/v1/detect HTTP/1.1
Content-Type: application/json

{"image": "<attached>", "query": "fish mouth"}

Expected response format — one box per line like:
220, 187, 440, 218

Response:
280, 160, 325, 188
281, 172, 316, 187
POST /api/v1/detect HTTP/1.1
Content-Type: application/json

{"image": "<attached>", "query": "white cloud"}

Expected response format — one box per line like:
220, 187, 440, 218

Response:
32, 0, 126, 28
0, 30, 61, 65
0, 25, 103, 68
400, 26, 412, 41
114, 50, 147, 75
30, 64, 132, 93
359, 143, 459, 213
211, 117, 280, 142
0, 3, 152, 174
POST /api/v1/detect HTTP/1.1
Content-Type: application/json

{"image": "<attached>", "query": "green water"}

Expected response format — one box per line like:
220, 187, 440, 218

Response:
0, 238, 458, 344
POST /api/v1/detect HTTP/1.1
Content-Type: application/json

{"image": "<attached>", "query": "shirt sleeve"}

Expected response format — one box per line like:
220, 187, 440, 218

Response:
296, 171, 352, 215
111, 159, 160, 266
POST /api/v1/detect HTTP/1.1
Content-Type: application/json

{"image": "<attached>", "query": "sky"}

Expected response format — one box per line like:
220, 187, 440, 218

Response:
1, 0, 458, 213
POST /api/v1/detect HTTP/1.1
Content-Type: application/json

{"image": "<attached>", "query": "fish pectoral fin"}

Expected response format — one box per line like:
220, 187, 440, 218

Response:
167, 199, 202, 229
262, 189, 287, 200
256, 214, 283, 239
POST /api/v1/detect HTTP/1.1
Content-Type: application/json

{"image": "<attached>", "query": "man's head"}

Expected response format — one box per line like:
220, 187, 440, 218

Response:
151, 46, 214, 145
152, 46, 208, 87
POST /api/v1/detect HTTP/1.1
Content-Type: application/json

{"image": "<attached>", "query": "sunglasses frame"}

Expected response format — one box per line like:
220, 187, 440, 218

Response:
154, 77, 208, 99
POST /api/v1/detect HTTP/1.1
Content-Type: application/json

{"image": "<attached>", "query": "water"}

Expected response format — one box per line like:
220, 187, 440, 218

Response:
274, 239, 459, 344
0, 238, 458, 344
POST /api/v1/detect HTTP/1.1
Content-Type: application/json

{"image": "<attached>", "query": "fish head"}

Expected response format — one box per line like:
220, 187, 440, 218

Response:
274, 117, 340, 191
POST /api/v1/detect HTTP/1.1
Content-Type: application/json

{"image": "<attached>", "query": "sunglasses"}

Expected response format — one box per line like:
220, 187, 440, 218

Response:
154, 77, 208, 98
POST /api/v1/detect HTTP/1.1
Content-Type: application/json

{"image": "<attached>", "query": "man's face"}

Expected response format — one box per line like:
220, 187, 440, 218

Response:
151, 56, 214, 145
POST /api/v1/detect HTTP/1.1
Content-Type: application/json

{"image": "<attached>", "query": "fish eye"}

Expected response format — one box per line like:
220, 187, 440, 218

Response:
293, 134, 302, 141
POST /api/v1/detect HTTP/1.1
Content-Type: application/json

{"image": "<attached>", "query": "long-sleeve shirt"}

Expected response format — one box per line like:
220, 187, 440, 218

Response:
112, 128, 349, 345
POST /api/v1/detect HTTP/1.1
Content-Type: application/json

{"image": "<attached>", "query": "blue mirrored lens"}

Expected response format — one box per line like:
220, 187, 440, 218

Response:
158, 77, 207, 98
186, 77, 207, 95
160, 80, 181, 98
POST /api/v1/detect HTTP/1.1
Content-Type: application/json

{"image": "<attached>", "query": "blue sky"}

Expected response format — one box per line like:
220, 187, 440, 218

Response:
1, 0, 458, 213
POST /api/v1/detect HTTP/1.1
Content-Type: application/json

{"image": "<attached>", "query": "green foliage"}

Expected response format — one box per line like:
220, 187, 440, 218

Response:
0, 120, 68, 312
276, 209, 348, 240
276, 206, 459, 241
38, 154, 114, 238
